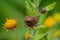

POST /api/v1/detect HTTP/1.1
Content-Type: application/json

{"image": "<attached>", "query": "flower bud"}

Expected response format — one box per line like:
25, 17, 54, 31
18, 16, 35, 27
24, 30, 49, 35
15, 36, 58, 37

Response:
24, 16, 38, 28
40, 7, 47, 14
25, 32, 30, 40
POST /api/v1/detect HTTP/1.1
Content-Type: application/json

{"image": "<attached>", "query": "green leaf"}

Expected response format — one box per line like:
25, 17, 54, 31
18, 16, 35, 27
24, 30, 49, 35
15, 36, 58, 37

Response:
33, 0, 41, 7
25, 1, 38, 16
39, 0, 55, 9
32, 32, 48, 40
45, 2, 56, 11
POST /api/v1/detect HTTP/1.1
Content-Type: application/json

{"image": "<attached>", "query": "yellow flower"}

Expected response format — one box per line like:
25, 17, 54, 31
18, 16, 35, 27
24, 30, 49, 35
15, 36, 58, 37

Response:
25, 32, 30, 40
44, 17, 56, 28
4, 19, 17, 32
53, 31, 60, 37
53, 12, 60, 21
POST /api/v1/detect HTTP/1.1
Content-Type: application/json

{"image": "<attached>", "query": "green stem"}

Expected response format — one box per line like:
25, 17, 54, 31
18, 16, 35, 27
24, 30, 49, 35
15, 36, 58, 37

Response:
15, 30, 20, 40
29, 29, 37, 40
32, 29, 36, 37
39, 32, 48, 40
15, 31, 19, 40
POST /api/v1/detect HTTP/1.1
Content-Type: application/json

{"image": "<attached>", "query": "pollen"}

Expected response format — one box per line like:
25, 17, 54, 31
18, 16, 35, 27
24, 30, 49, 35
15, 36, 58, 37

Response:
25, 32, 30, 40
53, 31, 60, 37
44, 17, 56, 28
4, 19, 17, 31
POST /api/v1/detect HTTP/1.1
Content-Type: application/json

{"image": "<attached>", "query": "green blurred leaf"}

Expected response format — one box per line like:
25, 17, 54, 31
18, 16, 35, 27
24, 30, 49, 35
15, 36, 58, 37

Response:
39, 0, 55, 9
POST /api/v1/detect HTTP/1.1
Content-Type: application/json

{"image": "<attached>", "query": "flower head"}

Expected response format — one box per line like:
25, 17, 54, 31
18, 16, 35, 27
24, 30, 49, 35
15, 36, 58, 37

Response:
44, 17, 56, 28
4, 19, 17, 32
53, 12, 60, 21
53, 31, 60, 37
25, 32, 30, 40
24, 16, 38, 28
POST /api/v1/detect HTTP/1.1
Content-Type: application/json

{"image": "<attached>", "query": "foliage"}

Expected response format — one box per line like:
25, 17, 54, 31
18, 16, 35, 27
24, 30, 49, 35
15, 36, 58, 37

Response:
0, 0, 60, 40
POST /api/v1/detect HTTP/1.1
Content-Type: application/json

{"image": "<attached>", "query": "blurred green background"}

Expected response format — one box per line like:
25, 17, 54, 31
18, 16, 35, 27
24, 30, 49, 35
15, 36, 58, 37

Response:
0, 0, 26, 40
0, 0, 60, 40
